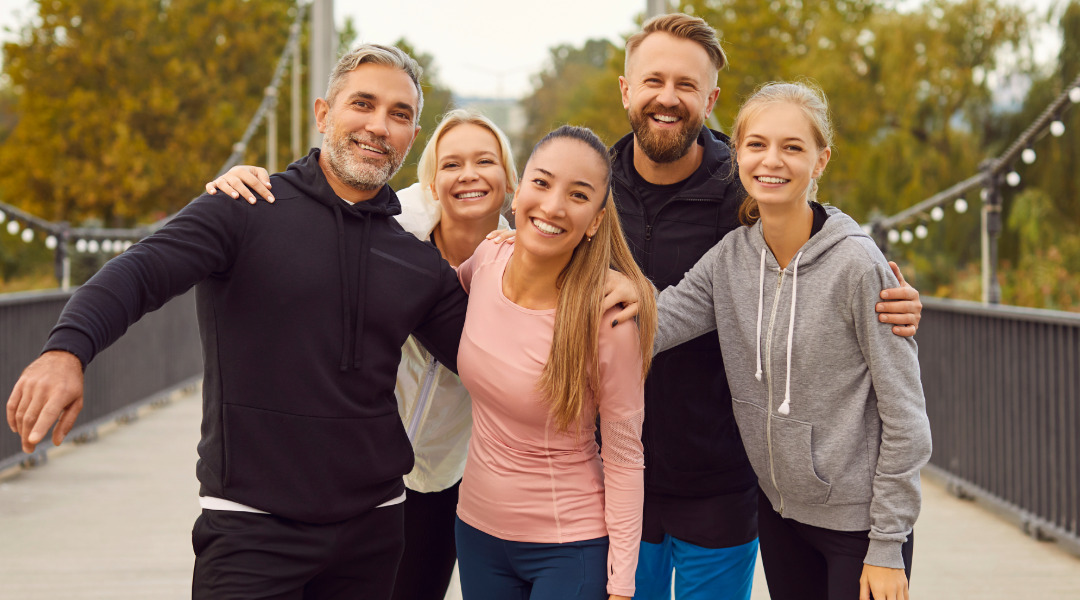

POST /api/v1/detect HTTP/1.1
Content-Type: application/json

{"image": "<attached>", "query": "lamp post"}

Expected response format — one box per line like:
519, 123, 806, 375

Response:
309, 0, 335, 149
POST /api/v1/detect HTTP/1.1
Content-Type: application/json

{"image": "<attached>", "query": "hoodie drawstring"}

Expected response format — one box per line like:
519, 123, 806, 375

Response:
754, 248, 766, 382
777, 251, 804, 416
352, 216, 372, 370
333, 204, 352, 372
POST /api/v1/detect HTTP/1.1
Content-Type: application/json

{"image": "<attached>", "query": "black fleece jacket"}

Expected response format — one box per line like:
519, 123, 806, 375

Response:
44, 149, 467, 523
610, 127, 757, 497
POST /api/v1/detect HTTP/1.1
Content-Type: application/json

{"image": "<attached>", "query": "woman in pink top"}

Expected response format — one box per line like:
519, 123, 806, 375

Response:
454, 125, 657, 600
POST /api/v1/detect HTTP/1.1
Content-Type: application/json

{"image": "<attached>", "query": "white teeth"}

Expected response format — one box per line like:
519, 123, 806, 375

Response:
359, 143, 385, 154
653, 114, 678, 123
757, 176, 788, 184
456, 191, 486, 199
531, 218, 565, 235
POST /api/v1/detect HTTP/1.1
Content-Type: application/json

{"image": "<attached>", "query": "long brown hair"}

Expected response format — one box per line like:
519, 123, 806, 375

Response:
531, 126, 657, 432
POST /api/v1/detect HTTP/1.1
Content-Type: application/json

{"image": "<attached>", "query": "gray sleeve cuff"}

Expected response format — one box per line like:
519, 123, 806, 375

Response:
864, 537, 907, 570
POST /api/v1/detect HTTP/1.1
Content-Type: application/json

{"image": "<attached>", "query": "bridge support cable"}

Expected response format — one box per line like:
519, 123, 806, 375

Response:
0, 1, 309, 290
870, 71, 1080, 304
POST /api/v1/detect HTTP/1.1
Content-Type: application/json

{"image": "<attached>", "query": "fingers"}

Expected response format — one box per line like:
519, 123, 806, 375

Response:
859, 571, 870, 600
607, 304, 637, 328
485, 229, 516, 244
52, 396, 84, 447
6, 378, 24, 433
888, 261, 907, 287
10, 351, 85, 453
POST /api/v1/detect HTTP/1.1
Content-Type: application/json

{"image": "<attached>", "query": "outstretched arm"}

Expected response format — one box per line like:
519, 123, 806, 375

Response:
206, 165, 274, 204
876, 262, 921, 337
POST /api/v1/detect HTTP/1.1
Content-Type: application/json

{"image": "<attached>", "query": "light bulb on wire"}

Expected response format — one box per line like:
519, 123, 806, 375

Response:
1006, 171, 1021, 187
1050, 120, 1066, 137
955, 198, 969, 213
1021, 148, 1036, 164
931, 206, 945, 221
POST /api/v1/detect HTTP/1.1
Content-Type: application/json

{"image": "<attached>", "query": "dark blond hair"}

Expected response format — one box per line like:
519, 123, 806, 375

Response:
530, 126, 657, 432
732, 82, 834, 225
625, 13, 727, 74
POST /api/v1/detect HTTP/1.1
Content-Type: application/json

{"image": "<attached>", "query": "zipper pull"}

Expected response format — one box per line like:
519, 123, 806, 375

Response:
645, 225, 653, 241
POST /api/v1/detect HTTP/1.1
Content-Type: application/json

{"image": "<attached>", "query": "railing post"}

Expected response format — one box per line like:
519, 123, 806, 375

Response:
291, 22, 302, 159
266, 87, 279, 174
308, 0, 335, 149
979, 161, 1002, 304
55, 223, 70, 291
870, 219, 889, 255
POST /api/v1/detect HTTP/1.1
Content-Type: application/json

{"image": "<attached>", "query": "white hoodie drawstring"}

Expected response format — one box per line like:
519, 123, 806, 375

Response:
754, 248, 766, 381
777, 251, 804, 416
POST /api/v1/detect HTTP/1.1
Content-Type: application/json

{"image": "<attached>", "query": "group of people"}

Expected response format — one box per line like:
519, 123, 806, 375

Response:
6, 12, 930, 600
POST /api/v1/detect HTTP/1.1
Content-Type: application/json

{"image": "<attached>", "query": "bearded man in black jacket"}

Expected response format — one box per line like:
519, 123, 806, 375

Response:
7, 44, 467, 600
612, 15, 924, 600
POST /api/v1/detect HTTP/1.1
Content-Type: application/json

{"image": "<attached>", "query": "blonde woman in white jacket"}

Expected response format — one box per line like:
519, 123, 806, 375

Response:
206, 108, 517, 600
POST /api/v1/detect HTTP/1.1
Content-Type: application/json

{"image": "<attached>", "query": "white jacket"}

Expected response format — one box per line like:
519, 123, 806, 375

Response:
393, 183, 509, 492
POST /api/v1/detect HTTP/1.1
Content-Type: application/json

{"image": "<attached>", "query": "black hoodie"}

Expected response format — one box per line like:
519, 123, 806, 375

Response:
44, 149, 467, 523
610, 127, 757, 497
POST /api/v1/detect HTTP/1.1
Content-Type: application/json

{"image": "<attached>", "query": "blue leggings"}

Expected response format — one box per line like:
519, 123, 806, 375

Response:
634, 535, 758, 600
455, 518, 609, 600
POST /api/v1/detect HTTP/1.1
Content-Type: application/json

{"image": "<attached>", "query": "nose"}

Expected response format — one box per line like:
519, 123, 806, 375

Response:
364, 111, 390, 138
459, 162, 479, 182
656, 81, 679, 107
762, 145, 783, 168
538, 189, 567, 218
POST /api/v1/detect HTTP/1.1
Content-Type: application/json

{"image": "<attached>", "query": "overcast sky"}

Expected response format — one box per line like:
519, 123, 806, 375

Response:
0, 0, 1065, 99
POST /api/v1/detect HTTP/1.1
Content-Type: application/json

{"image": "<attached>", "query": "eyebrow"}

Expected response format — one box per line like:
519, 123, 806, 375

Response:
533, 167, 596, 191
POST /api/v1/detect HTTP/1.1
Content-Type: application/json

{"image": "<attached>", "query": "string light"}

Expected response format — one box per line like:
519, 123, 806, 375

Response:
1021, 148, 1036, 164
7, 221, 19, 235
888, 229, 900, 244
931, 206, 945, 221
901, 230, 914, 244
75, 239, 88, 253
1071, 87, 1080, 103
1006, 171, 1021, 187
20, 229, 33, 242
0, 211, 6, 224
45, 235, 58, 250
87, 240, 100, 253
102, 240, 113, 253
955, 198, 969, 213
1050, 120, 1066, 137
915, 224, 928, 239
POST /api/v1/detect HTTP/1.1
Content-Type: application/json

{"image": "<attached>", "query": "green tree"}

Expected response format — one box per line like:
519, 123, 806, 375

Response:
0, 0, 297, 226
519, 39, 628, 158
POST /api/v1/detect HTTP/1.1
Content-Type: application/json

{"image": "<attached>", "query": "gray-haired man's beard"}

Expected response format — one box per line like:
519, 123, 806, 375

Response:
628, 104, 703, 164
323, 123, 406, 192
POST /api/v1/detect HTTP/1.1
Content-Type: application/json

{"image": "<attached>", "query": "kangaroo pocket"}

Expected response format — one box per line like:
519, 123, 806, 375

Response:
731, 397, 831, 505
221, 403, 413, 522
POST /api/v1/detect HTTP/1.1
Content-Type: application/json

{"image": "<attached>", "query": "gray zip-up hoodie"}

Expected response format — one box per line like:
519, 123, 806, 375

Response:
654, 206, 932, 569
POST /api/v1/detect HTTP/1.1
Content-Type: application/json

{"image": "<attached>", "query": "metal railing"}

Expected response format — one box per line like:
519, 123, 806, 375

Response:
0, 289, 202, 471
919, 297, 1080, 556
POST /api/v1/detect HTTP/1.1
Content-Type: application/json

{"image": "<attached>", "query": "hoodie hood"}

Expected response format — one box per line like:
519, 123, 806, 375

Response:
610, 126, 738, 200
748, 205, 870, 415
279, 148, 403, 218
278, 148, 403, 371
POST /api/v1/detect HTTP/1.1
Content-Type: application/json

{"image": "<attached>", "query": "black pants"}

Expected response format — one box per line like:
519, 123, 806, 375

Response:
757, 489, 914, 600
391, 482, 460, 600
191, 504, 405, 600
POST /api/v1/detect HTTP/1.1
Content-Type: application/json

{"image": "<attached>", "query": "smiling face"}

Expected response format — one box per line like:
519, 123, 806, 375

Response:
430, 123, 509, 225
736, 102, 831, 211
316, 63, 421, 193
511, 137, 608, 266
620, 32, 720, 163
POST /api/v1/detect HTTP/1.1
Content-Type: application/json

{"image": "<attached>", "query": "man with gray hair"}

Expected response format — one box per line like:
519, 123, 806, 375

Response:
7, 43, 466, 599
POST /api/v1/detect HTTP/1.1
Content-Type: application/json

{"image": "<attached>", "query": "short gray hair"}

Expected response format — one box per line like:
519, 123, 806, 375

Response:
325, 44, 424, 124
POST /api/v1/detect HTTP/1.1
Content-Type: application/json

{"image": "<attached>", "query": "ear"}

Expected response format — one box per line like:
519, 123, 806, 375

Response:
413, 124, 422, 142
619, 76, 631, 110
429, 182, 440, 203
587, 207, 606, 238
705, 86, 720, 117
813, 146, 832, 178
314, 98, 330, 134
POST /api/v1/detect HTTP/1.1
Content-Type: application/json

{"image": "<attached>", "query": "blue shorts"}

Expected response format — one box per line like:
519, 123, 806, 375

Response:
455, 517, 609, 600
635, 535, 758, 600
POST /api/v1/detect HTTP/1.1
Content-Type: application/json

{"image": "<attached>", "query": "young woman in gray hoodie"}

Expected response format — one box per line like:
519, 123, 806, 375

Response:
653, 82, 932, 600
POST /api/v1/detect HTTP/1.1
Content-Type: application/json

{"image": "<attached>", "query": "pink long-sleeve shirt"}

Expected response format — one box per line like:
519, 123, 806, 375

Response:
455, 240, 645, 597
